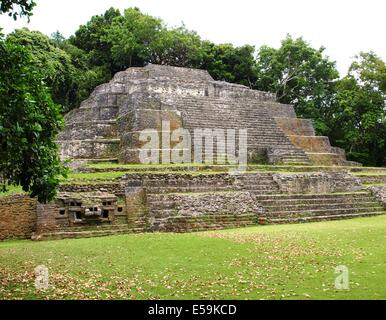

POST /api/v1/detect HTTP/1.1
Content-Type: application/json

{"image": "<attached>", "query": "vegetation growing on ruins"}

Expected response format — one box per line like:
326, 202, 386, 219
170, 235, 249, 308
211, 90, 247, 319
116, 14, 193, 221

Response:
0, 215, 385, 299
0, 185, 24, 197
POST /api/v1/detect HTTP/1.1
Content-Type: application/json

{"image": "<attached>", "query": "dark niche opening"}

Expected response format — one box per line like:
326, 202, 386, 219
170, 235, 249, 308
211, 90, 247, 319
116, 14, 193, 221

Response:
102, 210, 109, 218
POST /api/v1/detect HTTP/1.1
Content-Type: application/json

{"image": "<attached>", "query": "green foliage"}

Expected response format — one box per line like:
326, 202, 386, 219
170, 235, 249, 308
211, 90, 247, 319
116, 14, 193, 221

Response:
105, 8, 162, 70
329, 52, 386, 166
50, 30, 65, 46
202, 42, 257, 87
253, 36, 385, 166
0, 0, 35, 20
0, 40, 66, 202
6, 28, 79, 112
148, 26, 203, 67
255, 35, 339, 131
70, 7, 120, 74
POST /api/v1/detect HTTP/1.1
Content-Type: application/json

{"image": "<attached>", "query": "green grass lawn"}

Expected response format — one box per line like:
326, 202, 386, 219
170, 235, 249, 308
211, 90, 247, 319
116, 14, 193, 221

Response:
0, 216, 385, 300
352, 171, 386, 176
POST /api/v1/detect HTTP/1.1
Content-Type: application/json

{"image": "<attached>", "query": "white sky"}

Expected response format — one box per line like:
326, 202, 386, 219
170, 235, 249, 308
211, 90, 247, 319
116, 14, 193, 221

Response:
1, 0, 385, 75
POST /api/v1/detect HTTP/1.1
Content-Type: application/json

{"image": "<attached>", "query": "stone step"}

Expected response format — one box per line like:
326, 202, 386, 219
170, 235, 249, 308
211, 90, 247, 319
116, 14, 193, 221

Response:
263, 201, 382, 211
265, 211, 385, 224
280, 155, 310, 159
281, 161, 311, 165
259, 196, 376, 205
184, 124, 286, 132
357, 175, 386, 184
350, 167, 386, 173
68, 120, 117, 125
238, 181, 278, 186
151, 214, 258, 232
76, 158, 119, 164
241, 186, 280, 191
33, 226, 145, 241
280, 157, 310, 161
145, 186, 237, 194
264, 206, 384, 217
255, 192, 372, 201
55, 223, 130, 232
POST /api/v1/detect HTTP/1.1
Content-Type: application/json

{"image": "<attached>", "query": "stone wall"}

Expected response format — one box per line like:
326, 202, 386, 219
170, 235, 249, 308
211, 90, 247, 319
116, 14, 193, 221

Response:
58, 183, 125, 195
0, 195, 37, 240
275, 118, 315, 136
288, 135, 332, 153
266, 103, 297, 118
368, 186, 386, 208
35, 202, 68, 235
146, 191, 262, 232
125, 187, 148, 229
123, 173, 238, 193
357, 175, 386, 185
272, 172, 362, 194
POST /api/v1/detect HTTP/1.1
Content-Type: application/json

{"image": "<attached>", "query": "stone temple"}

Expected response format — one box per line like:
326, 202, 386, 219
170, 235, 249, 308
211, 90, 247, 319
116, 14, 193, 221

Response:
1, 65, 385, 241
58, 64, 358, 166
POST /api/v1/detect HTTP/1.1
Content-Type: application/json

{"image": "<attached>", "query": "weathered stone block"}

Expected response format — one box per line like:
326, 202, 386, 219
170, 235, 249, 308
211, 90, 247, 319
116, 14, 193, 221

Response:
275, 118, 315, 136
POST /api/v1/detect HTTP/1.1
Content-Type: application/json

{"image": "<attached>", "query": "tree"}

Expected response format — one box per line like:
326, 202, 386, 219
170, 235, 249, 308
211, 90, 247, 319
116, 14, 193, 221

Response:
255, 35, 339, 133
51, 30, 65, 46
201, 42, 257, 87
331, 52, 386, 166
0, 39, 66, 202
148, 26, 203, 68
6, 28, 78, 112
0, 0, 35, 20
70, 7, 121, 73
105, 7, 162, 70
58, 39, 109, 108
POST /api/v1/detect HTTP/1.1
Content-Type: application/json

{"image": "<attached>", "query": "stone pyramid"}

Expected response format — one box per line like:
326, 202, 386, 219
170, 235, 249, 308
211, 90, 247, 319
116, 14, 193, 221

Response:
58, 64, 358, 166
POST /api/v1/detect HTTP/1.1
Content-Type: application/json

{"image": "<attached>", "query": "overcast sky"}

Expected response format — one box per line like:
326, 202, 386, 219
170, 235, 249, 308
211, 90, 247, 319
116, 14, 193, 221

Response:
1, 0, 385, 75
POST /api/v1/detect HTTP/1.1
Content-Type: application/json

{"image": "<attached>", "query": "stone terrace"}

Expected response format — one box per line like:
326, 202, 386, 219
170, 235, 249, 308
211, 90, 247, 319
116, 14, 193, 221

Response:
30, 164, 385, 240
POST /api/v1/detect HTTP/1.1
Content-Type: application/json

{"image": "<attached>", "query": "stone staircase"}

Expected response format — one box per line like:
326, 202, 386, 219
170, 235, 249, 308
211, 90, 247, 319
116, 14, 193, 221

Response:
171, 96, 310, 165
33, 217, 150, 240
257, 191, 385, 224
236, 172, 281, 193
143, 187, 385, 231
